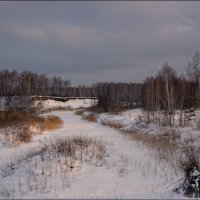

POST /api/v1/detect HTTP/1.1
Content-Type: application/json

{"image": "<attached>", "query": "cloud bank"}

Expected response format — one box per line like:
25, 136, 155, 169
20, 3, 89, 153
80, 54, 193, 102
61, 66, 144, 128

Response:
0, 2, 200, 85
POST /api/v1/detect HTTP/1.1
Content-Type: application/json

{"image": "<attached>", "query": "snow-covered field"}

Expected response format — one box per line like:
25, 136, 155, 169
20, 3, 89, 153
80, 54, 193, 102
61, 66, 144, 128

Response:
0, 111, 184, 199
1, 99, 197, 198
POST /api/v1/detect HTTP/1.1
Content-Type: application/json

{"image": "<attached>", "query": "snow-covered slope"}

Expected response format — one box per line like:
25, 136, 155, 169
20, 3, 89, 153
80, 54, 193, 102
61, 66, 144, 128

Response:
85, 108, 200, 145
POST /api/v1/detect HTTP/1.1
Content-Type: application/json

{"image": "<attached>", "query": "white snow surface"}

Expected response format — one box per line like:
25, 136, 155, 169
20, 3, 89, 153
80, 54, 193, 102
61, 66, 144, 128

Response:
0, 111, 184, 199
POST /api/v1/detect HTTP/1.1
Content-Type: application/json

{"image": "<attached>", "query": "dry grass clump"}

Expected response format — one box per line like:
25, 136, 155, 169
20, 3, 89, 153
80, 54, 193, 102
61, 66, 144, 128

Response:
124, 127, 199, 179
41, 136, 106, 165
124, 128, 184, 172
161, 128, 181, 141
16, 115, 63, 143
0, 136, 106, 198
127, 129, 175, 158
16, 126, 32, 143
101, 120, 124, 129
82, 113, 97, 122
0, 111, 63, 145
85, 106, 105, 114
0, 110, 45, 128
41, 115, 63, 131
74, 109, 85, 116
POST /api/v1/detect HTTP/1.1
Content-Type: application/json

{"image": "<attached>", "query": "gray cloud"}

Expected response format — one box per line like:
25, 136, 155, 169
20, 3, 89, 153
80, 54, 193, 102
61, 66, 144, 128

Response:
0, 2, 200, 85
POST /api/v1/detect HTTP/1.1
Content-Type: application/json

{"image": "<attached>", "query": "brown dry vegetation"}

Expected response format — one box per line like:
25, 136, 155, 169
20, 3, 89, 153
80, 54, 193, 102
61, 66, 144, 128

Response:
84, 106, 105, 114
126, 129, 178, 162
83, 105, 128, 115
0, 110, 63, 130
16, 126, 32, 143
108, 106, 127, 115
42, 115, 63, 131
80, 110, 196, 175
101, 120, 124, 129
0, 110, 43, 128
74, 109, 85, 116
80, 110, 124, 128
123, 128, 198, 174
82, 113, 97, 122
0, 111, 63, 144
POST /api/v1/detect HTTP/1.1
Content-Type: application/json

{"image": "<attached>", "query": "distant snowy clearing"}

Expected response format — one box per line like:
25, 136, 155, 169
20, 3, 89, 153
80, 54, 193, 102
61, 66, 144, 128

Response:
34, 98, 97, 111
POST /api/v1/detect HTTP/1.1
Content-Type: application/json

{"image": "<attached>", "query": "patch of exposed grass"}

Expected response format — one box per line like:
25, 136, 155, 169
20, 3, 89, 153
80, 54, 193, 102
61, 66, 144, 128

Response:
161, 128, 181, 140
41, 115, 63, 131
126, 129, 178, 162
101, 120, 124, 129
82, 113, 97, 122
16, 126, 32, 143
0, 110, 44, 128
81, 111, 124, 128
84, 106, 105, 114
0, 111, 63, 145
122, 127, 199, 177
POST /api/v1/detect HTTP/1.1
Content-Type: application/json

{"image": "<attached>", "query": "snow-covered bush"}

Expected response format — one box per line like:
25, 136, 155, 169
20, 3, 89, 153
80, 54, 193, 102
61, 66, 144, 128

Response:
174, 152, 200, 198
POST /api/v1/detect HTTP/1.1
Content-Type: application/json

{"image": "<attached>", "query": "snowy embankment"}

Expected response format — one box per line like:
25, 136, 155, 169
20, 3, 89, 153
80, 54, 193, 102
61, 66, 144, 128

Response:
0, 111, 183, 199
0, 96, 97, 111
35, 98, 97, 111
83, 108, 200, 147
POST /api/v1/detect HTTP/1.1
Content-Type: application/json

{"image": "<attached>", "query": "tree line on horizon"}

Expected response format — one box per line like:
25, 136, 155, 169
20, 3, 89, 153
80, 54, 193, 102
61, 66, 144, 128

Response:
0, 51, 200, 121
0, 69, 142, 110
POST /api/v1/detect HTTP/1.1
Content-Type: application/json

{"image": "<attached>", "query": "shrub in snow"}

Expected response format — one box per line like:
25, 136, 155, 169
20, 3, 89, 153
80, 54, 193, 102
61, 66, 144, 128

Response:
82, 112, 97, 122
174, 153, 200, 198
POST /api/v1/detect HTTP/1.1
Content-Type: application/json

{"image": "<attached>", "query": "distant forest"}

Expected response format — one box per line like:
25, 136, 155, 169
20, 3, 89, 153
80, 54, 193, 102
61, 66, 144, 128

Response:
1, 51, 200, 115
0, 69, 142, 108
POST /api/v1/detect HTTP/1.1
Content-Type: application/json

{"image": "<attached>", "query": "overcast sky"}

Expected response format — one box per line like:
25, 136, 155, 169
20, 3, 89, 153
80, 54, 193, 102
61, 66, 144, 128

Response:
0, 1, 200, 85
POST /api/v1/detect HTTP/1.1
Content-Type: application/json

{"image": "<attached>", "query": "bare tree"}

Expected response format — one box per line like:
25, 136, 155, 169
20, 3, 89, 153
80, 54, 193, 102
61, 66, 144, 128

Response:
187, 51, 200, 108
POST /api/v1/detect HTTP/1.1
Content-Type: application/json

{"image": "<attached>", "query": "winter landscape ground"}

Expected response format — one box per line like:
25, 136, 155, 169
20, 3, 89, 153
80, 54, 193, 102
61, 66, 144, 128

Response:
0, 98, 198, 199
2, 2, 200, 199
